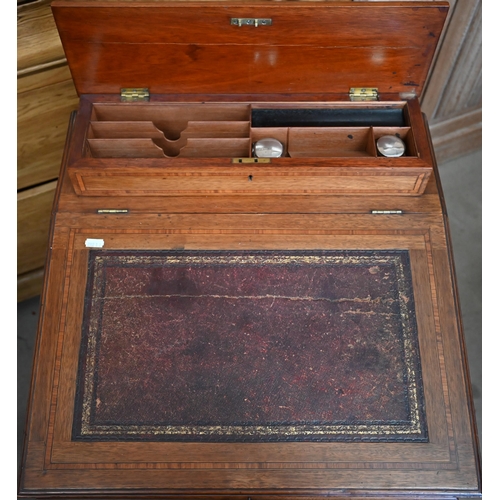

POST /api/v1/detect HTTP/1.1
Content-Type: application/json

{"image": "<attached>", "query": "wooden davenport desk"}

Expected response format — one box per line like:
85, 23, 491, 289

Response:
19, 1, 481, 498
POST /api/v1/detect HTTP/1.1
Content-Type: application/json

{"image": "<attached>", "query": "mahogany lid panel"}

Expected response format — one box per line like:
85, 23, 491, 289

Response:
51, 1, 449, 97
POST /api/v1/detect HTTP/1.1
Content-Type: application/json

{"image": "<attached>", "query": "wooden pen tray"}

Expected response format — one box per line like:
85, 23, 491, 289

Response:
67, 99, 433, 197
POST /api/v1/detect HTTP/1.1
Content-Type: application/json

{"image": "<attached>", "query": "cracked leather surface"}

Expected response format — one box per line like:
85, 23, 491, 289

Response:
73, 250, 427, 442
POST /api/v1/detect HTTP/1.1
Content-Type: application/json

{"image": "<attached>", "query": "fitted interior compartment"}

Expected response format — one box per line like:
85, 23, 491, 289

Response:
91, 103, 251, 140
89, 121, 251, 157
88, 138, 165, 158
251, 107, 406, 128
372, 127, 417, 157
248, 127, 416, 159
71, 100, 432, 196
85, 102, 416, 159
288, 127, 374, 158
251, 128, 290, 157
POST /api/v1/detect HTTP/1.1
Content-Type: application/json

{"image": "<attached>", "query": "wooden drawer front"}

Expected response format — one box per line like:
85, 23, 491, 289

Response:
71, 168, 431, 197
17, 181, 57, 276
18, 0, 66, 73
18, 0, 79, 191
18, 1, 78, 300
18, 76, 78, 190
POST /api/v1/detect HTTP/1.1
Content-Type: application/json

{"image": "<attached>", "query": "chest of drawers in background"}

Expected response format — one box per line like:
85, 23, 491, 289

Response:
18, 0, 78, 301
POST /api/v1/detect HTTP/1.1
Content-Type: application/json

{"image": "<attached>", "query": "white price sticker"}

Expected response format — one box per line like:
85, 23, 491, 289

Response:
85, 238, 105, 248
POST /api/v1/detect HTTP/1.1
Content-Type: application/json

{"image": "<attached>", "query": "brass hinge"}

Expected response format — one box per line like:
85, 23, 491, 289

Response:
97, 209, 130, 214
349, 88, 379, 101
371, 210, 403, 215
120, 88, 150, 102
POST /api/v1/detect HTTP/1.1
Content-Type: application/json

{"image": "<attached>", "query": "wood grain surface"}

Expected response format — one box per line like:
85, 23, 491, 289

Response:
17, 79, 78, 190
17, 181, 58, 275
17, 0, 66, 74
19, 148, 481, 497
51, 1, 448, 97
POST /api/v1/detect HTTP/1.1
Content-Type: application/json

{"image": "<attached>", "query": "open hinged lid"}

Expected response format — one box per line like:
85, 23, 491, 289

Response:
51, 0, 449, 98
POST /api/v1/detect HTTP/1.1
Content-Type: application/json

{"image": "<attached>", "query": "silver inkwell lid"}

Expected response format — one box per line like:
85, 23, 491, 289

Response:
376, 135, 406, 157
252, 138, 284, 158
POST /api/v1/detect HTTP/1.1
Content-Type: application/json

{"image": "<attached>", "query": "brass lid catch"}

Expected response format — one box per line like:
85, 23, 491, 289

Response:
232, 158, 271, 163
231, 18, 272, 27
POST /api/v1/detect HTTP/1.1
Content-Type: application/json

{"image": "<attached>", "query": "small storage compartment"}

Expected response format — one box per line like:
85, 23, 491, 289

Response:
288, 127, 373, 158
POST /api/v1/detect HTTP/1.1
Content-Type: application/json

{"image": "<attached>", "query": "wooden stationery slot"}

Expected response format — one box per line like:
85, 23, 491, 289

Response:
89, 121, 165, 139
91, 103, 251, 140
86, 105, 252, 158
87, 138, 166, 158
89, 120, 251, 158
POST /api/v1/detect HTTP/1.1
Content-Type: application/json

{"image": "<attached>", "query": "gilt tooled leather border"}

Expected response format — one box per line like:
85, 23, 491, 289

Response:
72, 250, 427, 442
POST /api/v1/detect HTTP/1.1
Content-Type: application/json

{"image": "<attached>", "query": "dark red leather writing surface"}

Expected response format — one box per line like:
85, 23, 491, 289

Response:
73, 250, 426, 443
